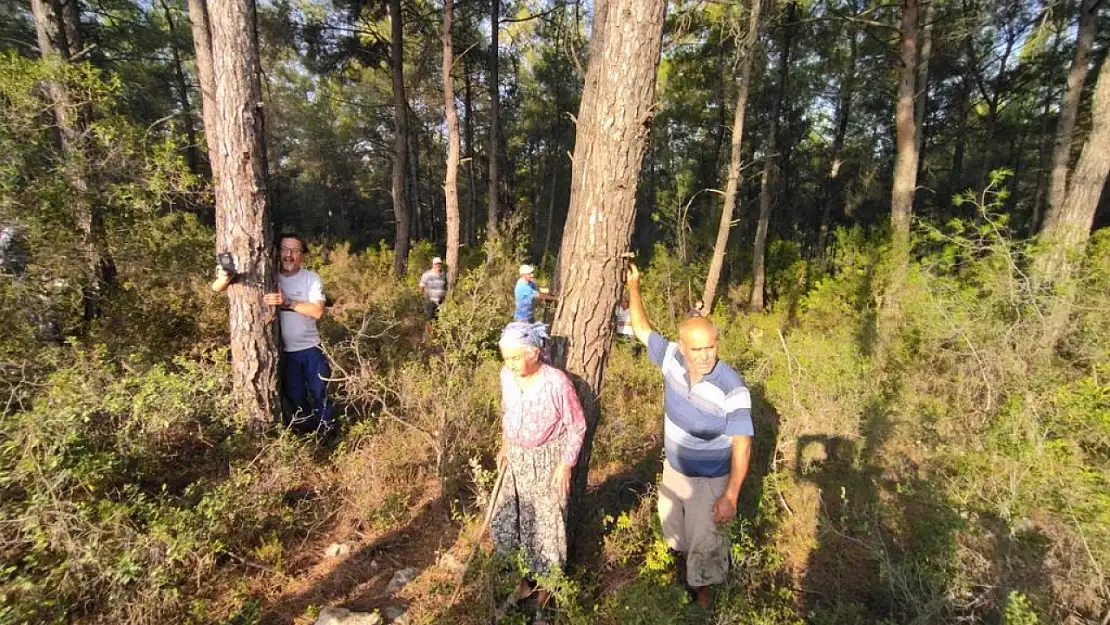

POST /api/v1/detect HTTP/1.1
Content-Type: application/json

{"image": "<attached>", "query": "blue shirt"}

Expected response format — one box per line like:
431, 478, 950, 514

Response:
648, 332, 754, 478
514, 278, 539, 322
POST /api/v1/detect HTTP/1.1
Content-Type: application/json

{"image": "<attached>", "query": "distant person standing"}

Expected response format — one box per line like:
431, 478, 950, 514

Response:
215, 233, 333, 434
614, 295, 641, 356
418, 256, 448, 319
514, 264, 553, 322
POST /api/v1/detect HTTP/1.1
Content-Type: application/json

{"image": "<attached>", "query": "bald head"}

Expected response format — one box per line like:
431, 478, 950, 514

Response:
678, 316, 718, 344
678, 317, 719, 379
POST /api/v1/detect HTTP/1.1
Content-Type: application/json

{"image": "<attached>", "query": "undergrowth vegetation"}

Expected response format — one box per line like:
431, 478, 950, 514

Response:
1, 198, 1107, 624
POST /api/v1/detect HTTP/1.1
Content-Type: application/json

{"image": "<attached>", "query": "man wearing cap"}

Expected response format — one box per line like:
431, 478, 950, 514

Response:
514, 264, 553, 323
625, 262, 753, 608
418, 257, 448, 319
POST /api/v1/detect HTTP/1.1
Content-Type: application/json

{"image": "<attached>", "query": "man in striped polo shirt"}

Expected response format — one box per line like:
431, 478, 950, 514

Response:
625, 263, 753, 608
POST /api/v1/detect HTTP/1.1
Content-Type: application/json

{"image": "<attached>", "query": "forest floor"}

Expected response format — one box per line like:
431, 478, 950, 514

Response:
240, 453, 667, 625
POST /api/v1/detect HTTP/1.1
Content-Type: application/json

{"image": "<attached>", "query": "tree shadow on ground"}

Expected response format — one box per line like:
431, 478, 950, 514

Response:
797, 393, 1056, 624
260, 496, 458, 625
739, 382, 783, 521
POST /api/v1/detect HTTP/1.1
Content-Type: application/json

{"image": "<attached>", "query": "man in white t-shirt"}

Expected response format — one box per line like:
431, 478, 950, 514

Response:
213, 233, 332, 434
264, 234, 332, 434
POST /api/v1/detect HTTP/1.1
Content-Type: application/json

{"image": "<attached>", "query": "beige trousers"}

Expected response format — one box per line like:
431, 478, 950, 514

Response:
657, 459, 731, 587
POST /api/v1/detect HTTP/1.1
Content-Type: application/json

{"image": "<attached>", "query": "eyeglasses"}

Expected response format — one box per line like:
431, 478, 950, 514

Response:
279, 247, 304, 254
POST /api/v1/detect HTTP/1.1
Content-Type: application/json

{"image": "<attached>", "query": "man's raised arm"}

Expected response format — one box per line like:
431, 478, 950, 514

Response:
625, 264, 653, 346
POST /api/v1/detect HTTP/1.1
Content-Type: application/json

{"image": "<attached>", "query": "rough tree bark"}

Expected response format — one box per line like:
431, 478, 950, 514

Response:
187, 0, 221, 179
443, 0, 461, 288
207, 0, 278, 425
750, 0, 792, 312
1044, 0, 1098, 230
31, 0, 116, 322
1038, 51, 1110, 283
701, 0, 762, 313
389, 0, 410, 276
889, 0, 919, 265
486, 0, 500, 253
549, 0, 667, 520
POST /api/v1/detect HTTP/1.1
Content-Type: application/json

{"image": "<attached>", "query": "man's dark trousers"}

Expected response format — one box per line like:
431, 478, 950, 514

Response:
282, 345, 333, 432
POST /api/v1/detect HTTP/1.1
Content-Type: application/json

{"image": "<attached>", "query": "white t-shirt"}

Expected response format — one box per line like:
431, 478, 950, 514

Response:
615, 306, 634, 336
277, 269, 325, 352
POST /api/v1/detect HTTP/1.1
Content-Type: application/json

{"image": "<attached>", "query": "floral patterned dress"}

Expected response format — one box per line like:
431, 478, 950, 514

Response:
490, 364, 586, 575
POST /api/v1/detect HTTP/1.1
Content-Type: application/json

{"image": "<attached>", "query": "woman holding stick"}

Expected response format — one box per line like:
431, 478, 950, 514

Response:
492, 321, 586, 623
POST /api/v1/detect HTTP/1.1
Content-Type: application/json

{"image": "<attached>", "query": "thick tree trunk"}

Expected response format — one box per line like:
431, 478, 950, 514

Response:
187, 0, 221, 179
207, 0, 278, 425
1039, 55, 1110, 279
550, 0, 666, 522
750, 0, 792, 312
817, 28, 857, 259
486, 0, 500, 253
31, 0, 116, 322
463, 57, 477, 246
702, 0, 761, 313
889, 0, 919, 264
161, 0, 201, 176
1044, 0, 1098, 230
443, 0, 461, 289
389, 0, 410, 276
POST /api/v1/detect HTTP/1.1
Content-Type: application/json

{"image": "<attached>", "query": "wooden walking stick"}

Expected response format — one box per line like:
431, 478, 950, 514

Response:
450, 465, 506, 603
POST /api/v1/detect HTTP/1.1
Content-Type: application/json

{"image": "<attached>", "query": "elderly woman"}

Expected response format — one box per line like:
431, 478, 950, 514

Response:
492, 321, 587, 620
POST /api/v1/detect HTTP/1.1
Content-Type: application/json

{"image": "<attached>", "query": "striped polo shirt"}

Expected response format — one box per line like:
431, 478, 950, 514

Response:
648, 332, 754, 478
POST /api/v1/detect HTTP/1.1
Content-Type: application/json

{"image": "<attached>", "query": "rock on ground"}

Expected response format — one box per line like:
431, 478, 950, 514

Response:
313, 606, 383, 625
385, 567, 419, 594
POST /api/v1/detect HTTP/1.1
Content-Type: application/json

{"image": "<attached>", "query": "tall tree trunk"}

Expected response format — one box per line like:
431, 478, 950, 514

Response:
889, 0, 919, 265
550, 0, 667, 525
389, 0, 410, 276
947, 72, 969, 197
207, 0, 278, 425
912, 0, 934, 166
1031, 88, 1056, 234
750, 0, 792, 312
188, 0, 221, 179
161, 0, 201, 176
486, 0, 500, 253
1043, 0, 1098, 230
914, 0, 932, 207
817, 26, 858, 261
702, 0, 762, 312
1038, 54, 1110, 279
542, 164, 558, 262
31, 0, 116, 322
407, 121, 423, 241
443, 0, 461, 289
463, 56, 477, 246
